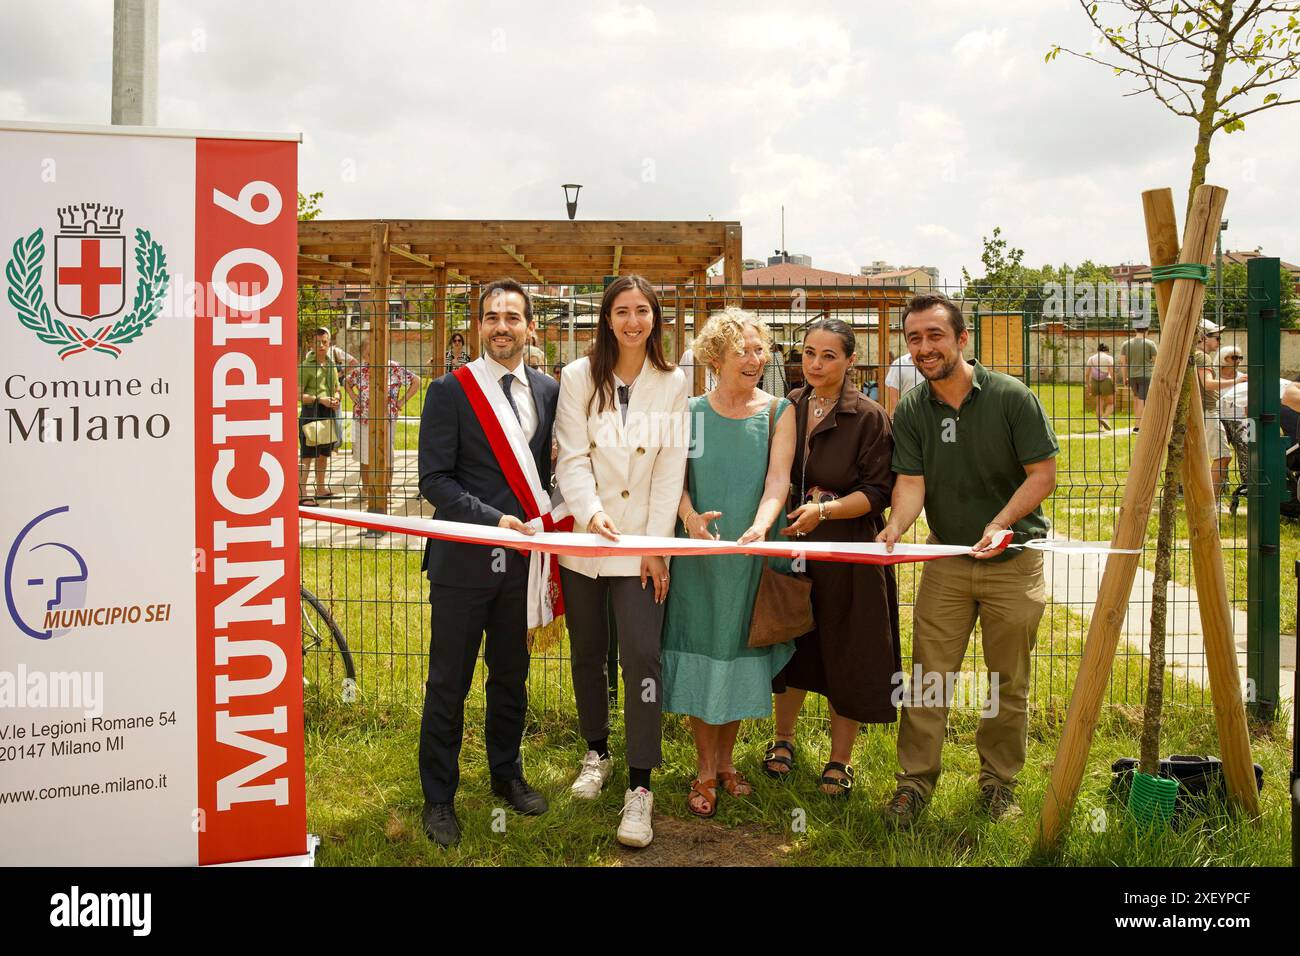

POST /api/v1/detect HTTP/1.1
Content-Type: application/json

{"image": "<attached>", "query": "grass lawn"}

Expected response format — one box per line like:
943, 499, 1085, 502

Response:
299, 549, 1292, 867
297, 377, 1292, 865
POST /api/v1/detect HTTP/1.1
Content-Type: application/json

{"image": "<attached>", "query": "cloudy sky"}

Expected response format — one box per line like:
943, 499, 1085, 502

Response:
3, 0, 1297, 285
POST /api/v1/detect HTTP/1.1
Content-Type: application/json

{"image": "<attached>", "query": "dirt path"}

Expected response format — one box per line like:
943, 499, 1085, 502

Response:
611, 816, 792, 867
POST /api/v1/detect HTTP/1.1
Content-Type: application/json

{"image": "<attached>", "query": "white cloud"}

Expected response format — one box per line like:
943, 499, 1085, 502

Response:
952, 27, 1007, 68
1, 0, 1295, 287
592, 3, 658, 38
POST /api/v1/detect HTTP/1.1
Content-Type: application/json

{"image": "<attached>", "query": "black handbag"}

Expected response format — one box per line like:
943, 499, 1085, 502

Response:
1108, 754, 1264, 826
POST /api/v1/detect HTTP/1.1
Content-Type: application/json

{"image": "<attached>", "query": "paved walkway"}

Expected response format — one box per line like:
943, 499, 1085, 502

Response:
298, 449, 431, 551
1042, 542, 1295, 732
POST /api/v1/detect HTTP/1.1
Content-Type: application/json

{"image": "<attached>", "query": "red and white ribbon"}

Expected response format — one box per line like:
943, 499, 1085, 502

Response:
300, 506, 1017, 565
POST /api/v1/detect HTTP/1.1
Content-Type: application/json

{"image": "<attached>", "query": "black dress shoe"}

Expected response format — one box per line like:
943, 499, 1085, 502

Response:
491, 776, 549, 815
422, 801, 461, 847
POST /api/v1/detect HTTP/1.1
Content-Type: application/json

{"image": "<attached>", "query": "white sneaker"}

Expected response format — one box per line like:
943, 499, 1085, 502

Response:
617, 787, 654, 847
570, 750, 613, 799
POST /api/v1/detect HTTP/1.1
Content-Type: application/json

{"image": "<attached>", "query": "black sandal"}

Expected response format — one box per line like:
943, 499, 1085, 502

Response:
763, 739, 795, 779
820, 761, 854, 797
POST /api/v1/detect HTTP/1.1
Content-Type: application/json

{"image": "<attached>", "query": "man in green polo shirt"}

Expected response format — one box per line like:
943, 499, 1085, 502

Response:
877, 293, 1058, 827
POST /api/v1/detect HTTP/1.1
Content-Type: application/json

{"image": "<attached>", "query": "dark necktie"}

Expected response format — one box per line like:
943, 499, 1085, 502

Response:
617, 384, 630, 424
500, 373, 522, 425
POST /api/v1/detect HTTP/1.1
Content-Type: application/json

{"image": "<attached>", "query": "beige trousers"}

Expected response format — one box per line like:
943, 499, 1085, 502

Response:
895, 548, 1046, 799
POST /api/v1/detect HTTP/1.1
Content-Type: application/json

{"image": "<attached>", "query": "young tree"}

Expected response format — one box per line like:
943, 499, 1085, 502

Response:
1050, 2, 1300, 781
298, 190, 324, 222
1048, 1, 1300, 216
296, 190, 340, 345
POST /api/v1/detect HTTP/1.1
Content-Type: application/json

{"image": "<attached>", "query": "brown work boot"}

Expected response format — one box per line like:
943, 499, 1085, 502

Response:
979, 783, 1022, 821
884, 786, 927, 830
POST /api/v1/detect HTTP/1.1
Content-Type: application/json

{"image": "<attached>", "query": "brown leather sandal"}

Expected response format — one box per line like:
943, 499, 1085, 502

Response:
718, 770, 753, 797
688, 778, 718, 818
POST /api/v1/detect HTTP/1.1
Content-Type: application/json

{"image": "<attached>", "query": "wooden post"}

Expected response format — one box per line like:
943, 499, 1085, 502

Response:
432, 265, 447, 377
877, 299, 891, 405
693, 269, 707, 395
1143, 188, 1260, 817
367, 222, 391, 516
1036, 183, 1229, 850
674, 283, 684, 362
723, 225, 742, 308
468, 282, 481, 361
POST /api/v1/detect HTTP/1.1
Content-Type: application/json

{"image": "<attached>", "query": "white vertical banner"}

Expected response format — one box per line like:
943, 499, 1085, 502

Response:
0, 122, 303, 866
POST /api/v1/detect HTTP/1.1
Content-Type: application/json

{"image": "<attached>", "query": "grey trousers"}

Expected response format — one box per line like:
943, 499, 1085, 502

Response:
560, 568, 664, 770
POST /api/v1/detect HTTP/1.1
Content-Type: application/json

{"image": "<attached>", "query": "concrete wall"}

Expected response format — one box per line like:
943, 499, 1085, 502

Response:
1026, 326, 1300, 383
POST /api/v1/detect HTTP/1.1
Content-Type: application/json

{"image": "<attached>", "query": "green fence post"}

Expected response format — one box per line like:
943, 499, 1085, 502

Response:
1021, 308, 1031, 380
1247, 256, 1282, 720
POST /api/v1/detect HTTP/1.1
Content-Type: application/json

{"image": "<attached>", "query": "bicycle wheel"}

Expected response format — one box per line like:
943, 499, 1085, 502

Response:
301, 586, 357, 703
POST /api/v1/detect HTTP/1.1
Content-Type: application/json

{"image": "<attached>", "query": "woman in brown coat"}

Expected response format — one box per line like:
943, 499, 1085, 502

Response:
765, 317, 899, 796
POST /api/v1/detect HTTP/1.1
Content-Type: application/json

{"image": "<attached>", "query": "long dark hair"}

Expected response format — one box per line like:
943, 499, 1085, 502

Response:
587, 274, 673, 415
802, 316, 855, 357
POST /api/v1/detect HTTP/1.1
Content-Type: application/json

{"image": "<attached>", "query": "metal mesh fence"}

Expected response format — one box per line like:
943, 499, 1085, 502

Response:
297, 276, 1288, 715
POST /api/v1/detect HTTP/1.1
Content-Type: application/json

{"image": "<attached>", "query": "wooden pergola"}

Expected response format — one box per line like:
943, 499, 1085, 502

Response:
297, 218, 744, 514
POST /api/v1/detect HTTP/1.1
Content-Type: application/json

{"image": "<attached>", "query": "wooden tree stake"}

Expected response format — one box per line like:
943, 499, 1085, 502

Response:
1036, 183, 1229, 850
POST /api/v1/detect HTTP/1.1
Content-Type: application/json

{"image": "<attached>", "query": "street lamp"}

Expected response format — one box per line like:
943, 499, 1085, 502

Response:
562, 183, 582, 221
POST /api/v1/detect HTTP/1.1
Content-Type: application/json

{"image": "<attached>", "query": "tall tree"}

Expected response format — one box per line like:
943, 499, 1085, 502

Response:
1048, 1, 1300, 216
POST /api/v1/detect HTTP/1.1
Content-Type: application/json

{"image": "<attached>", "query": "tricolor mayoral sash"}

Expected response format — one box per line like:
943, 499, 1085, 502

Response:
453, 359, 572, 627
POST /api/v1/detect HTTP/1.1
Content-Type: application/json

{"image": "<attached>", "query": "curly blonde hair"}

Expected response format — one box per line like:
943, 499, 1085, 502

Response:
691, 307, 772, 371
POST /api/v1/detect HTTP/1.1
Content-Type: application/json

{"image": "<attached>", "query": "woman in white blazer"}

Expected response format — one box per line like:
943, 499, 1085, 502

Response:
554, 274, 689, 848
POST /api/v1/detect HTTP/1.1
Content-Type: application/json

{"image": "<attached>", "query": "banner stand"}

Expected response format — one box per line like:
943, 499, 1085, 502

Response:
207, 835, 319, 867
1, 120, 305, 867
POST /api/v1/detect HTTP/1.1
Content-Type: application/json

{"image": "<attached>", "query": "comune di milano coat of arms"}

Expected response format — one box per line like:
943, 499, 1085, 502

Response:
5, 202, 168, 360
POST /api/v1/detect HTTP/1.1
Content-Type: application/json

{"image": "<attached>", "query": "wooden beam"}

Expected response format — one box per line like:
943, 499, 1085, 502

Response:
367, 222, 391, 517
388, 220, 735, 245
298, 253, 369, 279
693, 269, 707, 395
390, 243, 445, 271
299, 242, 371, 256
612, 244, 622, 276
432, 265, 448, 379
498, 243, 547, 284
468, 282, 481, 360
673, 283, 684, 363
401, 242, 726, 259
723, 225, 742, 308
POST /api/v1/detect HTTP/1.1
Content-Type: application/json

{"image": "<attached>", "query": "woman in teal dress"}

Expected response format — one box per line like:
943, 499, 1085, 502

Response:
662, 308, 797, 817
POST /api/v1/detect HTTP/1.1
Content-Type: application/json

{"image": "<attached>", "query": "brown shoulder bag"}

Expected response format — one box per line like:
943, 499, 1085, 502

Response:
746, 399, 814, 647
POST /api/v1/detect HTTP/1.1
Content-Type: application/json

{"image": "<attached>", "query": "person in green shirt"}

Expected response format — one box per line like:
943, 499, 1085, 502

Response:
299, 327, 342, 503
877, 293, 1058, 828
1119, 325, 1158, 431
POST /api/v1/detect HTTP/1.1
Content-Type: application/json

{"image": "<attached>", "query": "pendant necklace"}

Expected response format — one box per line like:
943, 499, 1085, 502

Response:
812, 394, 835, 418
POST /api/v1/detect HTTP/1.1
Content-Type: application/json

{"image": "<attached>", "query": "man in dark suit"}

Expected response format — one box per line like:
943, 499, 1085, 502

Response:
417, 277, 559, 847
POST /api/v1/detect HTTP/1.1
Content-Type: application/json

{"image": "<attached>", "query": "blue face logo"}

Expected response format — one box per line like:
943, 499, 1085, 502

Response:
5, 506, 89, 640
